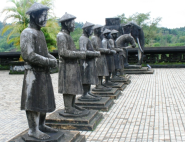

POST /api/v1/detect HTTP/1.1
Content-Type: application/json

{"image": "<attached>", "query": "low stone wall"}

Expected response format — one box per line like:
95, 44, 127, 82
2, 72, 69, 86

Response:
1, 47, 185, 73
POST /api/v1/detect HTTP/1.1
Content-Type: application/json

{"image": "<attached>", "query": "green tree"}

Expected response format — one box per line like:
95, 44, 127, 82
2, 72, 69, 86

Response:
71, 28, 83, 49
117, 13, 127, 24
179, 36, 185, 43
117, 12, 162, 47
1, 0, 59, 51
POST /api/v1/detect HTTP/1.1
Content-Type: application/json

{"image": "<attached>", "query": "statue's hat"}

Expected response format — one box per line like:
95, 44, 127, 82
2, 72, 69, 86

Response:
103, 29, 111, 34
111, 29, 119, 34
93, 24, 103, 30
26, 2, 49, 15
59, 12, 76, 22
82, 22, 94, 29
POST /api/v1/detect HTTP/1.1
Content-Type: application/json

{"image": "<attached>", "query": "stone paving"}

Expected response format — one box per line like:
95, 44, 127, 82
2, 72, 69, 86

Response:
1, 69, 185, 141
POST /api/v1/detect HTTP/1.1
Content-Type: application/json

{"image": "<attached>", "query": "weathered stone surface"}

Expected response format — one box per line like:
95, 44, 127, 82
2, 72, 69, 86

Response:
46, 110, 103, 131
111, 74, 131, 85
124, 67, 154, 74
103, 82, 126, 91
9, 130, 85, 142
91, 88, 122, 99
124, 65, 142, 69
75, 97, 114, 111
122, 22, 145, 65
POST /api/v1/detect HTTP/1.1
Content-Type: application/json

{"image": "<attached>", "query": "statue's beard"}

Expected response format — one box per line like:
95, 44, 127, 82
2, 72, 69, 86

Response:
36, 20, 47, 27
67, 27, 74, 32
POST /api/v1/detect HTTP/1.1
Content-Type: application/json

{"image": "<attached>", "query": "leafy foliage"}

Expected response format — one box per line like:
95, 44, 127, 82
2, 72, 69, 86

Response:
71, 27, 83, 49
117, 12, 185, 47
41, 18, 60, 51
0, 0, 59, 51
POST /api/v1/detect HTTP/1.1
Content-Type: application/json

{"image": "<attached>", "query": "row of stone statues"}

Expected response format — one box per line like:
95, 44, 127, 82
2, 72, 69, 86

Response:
16, 2, 137, 141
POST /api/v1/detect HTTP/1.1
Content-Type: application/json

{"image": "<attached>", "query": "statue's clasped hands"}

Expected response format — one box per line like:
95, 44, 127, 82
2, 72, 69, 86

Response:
49, 59, 57, 68
110, 50, 116, 54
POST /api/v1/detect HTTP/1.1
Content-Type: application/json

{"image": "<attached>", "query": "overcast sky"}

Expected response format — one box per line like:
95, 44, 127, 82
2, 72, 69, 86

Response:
0, 0, 184, 29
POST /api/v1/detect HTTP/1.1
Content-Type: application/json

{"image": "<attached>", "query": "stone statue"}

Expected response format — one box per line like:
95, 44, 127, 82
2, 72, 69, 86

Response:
116, 34, 136, 69
109, 30, 124, 79
78, 22, 101, 101
20, 3, 58, 139
57, 13, 89, 117
91, 25, 112, 91
122, 22, 144, 65
102, 29, 117, 86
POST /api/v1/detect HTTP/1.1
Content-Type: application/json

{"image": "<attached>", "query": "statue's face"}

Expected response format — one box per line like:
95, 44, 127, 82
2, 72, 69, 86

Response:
65, 19, 75, 32
85, 26, 93, 36
94, 28, 101, 36
34, 10, 48, 27
104, 33, 110, 39
112, 33, 117, 39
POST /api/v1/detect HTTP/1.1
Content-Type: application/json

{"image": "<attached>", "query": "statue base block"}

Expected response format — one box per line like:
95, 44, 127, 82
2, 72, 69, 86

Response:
125, 65, 142, 69
111, 75, 131, 85
124, 67, 154, 74
75, 97, 114, 111
122, 74, 131, 79
91, 88, 122, 99
9, 130, 85, 142
104, 82, 126, 91
46, 109, 103, 131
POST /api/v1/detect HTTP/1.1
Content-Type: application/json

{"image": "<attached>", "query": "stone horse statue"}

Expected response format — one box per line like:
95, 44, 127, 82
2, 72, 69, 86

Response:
122, 22, 145, 65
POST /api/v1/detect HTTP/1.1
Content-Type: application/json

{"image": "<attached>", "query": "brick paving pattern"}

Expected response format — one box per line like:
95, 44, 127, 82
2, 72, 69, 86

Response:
1, 69, 185, 142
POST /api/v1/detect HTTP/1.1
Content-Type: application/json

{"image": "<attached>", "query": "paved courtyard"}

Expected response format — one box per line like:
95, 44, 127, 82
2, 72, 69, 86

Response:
1, 69, 185, 142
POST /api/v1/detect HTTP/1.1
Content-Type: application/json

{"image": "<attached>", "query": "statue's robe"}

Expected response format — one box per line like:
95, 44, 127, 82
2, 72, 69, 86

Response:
109, 39, 123, 70
20, 26, 56, 112
57, 29, 85, 95
79, 34, 98, 85
102, 38, 115, 73
91, 35, 109, 77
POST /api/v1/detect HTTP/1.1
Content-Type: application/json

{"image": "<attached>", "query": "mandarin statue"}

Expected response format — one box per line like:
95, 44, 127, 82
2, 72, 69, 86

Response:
91, 25, 112, 91
102, 29, 117, 86
78, 22, 101, 101
109, 30, 124, 79
57, 13, 89, 117
20, 3, 58, 140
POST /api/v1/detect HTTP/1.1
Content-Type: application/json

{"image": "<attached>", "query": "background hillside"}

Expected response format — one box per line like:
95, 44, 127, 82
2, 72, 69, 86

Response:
0, 12, 185, 52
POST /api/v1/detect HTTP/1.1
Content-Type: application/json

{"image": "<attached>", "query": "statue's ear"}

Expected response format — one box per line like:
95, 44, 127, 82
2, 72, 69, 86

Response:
65, 20, 70, 27
84, 28, 88, 32
64, 21, 67, 26
31, 13, 35, 18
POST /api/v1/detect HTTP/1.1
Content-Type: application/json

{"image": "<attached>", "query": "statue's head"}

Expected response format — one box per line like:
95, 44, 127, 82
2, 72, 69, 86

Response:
111, 29, 119, 40
59, 12, 76, 32
31, 10, 48, 27
64, 19, 75, 32
82, 22, 94, 37
103, 29, 111, 39
26, 3, 49, 28
93, 25, 103, 36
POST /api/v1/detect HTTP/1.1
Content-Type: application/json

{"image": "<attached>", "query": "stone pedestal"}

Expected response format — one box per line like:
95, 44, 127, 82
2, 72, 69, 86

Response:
9, 130, 85, 142
75, 97, 114, 111
124, 66, 154, 74
125, 65, 142, 69
91, 88, 122, 99
111, 75, 131, 85
104, 82, 126, 91
46, 109, 103, 131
